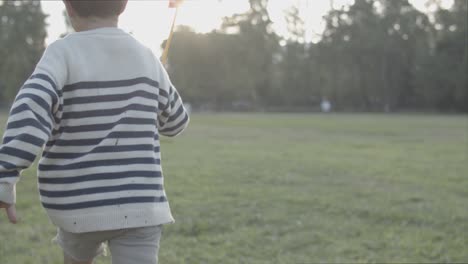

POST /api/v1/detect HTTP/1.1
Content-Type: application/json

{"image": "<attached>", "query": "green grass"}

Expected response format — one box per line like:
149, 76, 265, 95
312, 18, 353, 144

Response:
0, 113, 467, 263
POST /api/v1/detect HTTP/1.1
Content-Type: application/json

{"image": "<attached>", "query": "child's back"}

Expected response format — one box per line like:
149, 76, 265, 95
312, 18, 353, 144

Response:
0, 1, 189, 263
38, 27, 188, 232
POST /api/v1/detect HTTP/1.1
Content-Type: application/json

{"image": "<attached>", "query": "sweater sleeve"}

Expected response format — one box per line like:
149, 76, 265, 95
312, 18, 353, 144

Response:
154, 58, 189, 137
0, 42, 65, 204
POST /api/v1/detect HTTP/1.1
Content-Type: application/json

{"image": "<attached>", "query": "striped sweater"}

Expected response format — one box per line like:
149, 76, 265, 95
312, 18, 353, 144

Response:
0, 27, 189, 233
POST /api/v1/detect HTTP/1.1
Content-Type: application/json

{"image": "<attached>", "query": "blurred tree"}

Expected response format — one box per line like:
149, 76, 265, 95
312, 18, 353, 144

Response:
161, 0, 466, 112
164, 0, 280, 110
221, 0, 280, 107
163, 26, 254, 110
278, 4, 315, 108
320, 0, 431, 111
321, 0, 385, 110
378, 0, 432, 111
414, 0, 467, 111
0, 0, 47, 104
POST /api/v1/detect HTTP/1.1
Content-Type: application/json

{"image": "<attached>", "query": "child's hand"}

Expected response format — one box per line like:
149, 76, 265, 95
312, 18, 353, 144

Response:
0, 202, 17, 224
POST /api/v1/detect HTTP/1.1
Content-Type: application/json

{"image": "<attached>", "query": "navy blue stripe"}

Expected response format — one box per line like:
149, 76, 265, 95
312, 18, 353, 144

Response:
167, 86, 174, 99
3, 134, 45, 146
158, 99, 169, 112
0, 146, 36, 162
64, 90, 158, 105
161, 110, 170, 119
53, 118, 155, 134
43, 144, 155, 159
16, 93, 52, 117
62, 104, 157, 119
158, 91, 180, 123
158, 101, 167, 112
0, 160, 27, 170
63, 77, 162, 93
42, 196, 167, 210
39, 158, 160, 171
158, 118, 165, 128
10, 103, 52, 131
160, 113, 189, 134
0, 170, 19, 178
22, 83, 58, 107
47, 131, 154, 146
7, 118, 50, 136
158, 87, 174, 113
171, 91, 180, 108
167, 104, 184, 122
15, 92, 57, 124
40, 184, 163, 198
160, 92, 179, 118
39, 170, 161, 184
30, 74, 59, 93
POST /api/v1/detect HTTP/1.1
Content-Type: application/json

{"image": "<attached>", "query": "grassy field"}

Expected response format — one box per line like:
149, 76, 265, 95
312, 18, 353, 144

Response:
0, 113, 467, 263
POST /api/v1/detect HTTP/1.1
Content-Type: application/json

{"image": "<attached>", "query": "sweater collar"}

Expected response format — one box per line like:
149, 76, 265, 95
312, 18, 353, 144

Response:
69, 27, 126, 36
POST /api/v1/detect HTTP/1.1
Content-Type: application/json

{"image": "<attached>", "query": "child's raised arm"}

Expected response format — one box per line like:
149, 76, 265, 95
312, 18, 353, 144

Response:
157, 85, 190, 137
153, 56, 189, 137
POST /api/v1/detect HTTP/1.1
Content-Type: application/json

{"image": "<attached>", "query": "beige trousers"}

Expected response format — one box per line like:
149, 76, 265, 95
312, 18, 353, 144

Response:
54, 225, 163, 264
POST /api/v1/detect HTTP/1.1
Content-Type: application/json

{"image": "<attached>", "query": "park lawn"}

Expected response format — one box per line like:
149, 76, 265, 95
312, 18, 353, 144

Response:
0, 113, 467, 263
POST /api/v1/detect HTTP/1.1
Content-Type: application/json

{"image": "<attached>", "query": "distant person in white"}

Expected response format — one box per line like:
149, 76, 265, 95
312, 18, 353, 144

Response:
321, 97, 332, 113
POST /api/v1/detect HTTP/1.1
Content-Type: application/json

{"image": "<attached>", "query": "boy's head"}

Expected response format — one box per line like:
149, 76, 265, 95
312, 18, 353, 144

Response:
63, 0, 128, 32
64, 0, 128, 18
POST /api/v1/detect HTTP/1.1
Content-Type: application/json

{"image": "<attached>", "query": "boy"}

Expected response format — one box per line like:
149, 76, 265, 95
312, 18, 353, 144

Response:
0, 0, 189, 263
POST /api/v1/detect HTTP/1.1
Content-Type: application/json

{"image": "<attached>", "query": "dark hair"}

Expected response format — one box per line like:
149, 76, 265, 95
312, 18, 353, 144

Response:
67, 0, 127, 18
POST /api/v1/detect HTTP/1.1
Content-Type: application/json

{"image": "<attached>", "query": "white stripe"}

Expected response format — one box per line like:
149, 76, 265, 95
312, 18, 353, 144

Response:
162, 123, 187, 136
55, 124, 156, 139
40, 189, 166, 204
45, 138, 156, 153
9, 99, 53, 125
39, 177, 164, 193
20, 83, 55, 99
26, 76, 56, 90
0, 153, 33, 166
63, 97, 159, 112
44, 201, 170, 219
63, 83, 158, 99
163, 110, 187, 131
171, 96, 183, 110
1, 140, 43, 153
3, 127, 49, 141
60, 110, 156, 127
159, 101, 184, 129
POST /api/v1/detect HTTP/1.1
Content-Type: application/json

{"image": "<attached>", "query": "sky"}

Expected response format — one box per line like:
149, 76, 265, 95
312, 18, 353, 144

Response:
41, 0, 454, 56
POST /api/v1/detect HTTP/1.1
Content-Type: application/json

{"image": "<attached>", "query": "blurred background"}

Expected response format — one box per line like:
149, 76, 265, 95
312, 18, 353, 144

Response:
0, 1, 467, 263
0, 0, 466, 112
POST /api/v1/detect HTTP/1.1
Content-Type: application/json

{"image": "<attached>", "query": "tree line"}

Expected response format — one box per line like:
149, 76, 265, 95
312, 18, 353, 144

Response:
0, 0, 46, 106
0, 0, 466, 112
166, 0, 467, 112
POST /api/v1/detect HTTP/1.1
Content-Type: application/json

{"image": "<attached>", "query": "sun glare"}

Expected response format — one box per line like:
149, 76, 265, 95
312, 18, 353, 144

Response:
177, 0, 250, 33
41, 0, 455, 54
117, 0, 250, 55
